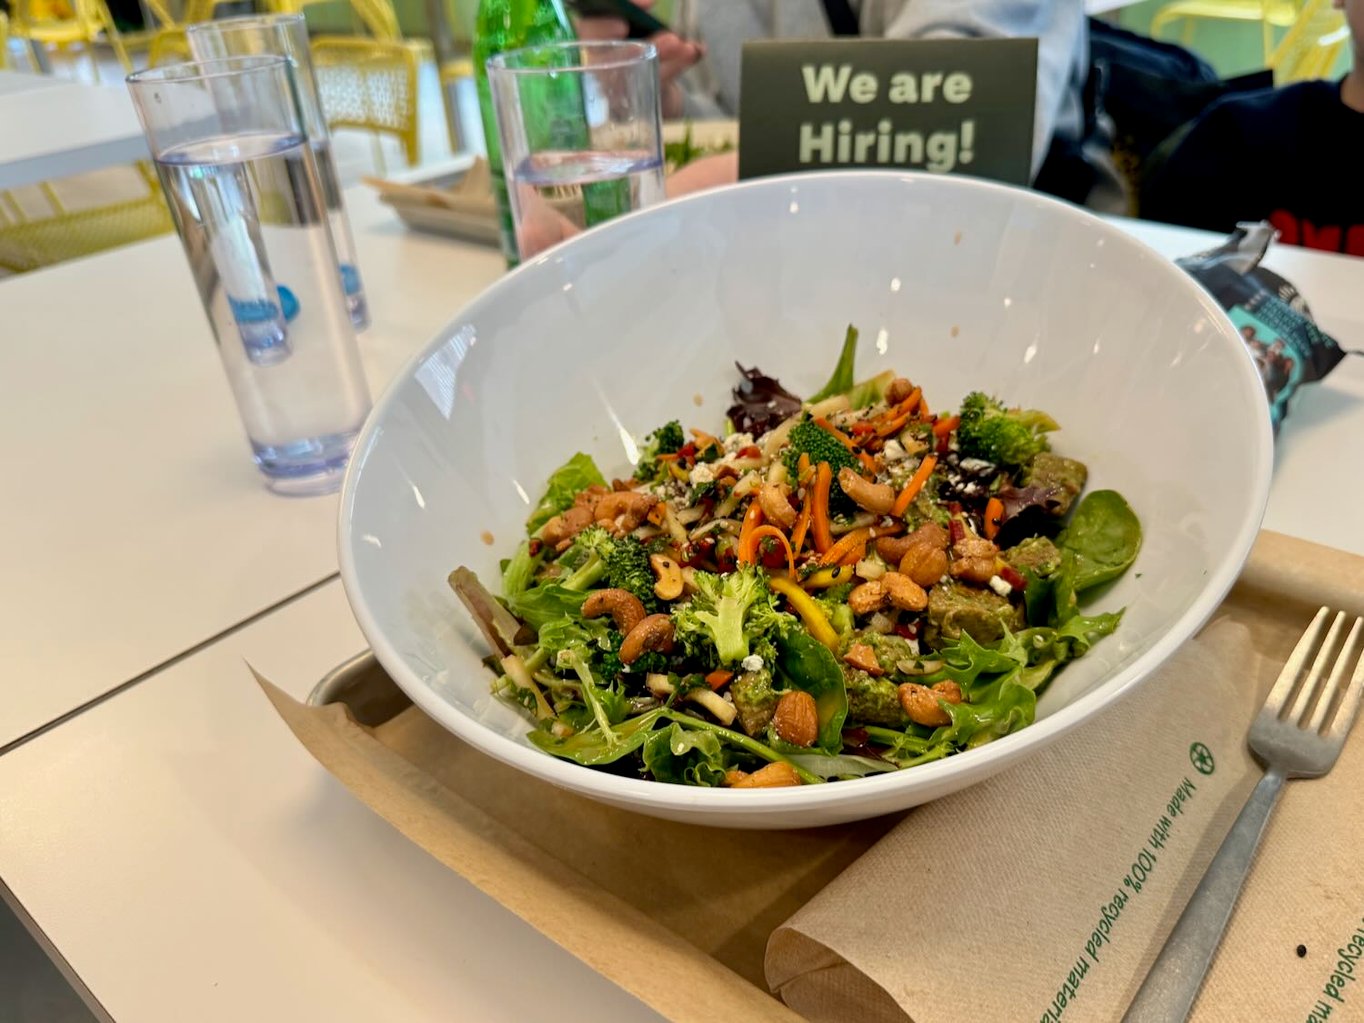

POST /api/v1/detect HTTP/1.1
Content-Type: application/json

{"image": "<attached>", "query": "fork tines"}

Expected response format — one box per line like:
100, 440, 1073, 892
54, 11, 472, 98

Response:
1267, 607, 1364, 737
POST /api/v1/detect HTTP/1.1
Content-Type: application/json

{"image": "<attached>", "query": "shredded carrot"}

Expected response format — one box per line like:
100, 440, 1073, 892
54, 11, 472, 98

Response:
811, 463, 834, 553
705, 669, 734, 691
744, 524, 797, 578
891, 455, 938, 517
932, 415, 960, 438
918, 396, 929, 417
857, 451, 878, 474
876, 412, 913, 439
839, 540, 868, 567
789, 492, 813, 555
796, 452, 813, 485
736, 500, 766, 564
819, 527, 871, 567
983, 497, 1005, 541
813, 417, 856, 451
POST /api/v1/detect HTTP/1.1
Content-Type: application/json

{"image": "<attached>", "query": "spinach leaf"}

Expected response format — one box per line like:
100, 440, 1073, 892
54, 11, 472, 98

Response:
880, 670, 1037, 767
506, 584, 588, 631
775, 628, 849, 751
642, 724, 728, 786
1058, 490, 1142, 594
526, 452, 606, 535
535, 614, 611, 659
528, 709, 664, 766
785, 752, 900, 780
808, 325, 859, 403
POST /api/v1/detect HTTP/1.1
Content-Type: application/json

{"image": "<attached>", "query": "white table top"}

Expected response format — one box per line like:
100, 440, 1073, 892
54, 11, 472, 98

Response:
0, 69, 70, 97
0, 579, 666, 1023
0, 76, 150, 189
0, 187, 502, 751
0, 200, 1361, 1023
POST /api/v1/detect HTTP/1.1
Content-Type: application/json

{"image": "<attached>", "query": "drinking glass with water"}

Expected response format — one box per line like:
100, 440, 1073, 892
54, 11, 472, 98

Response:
186, 14, 369, 331
486, 40, 665, 261
127, 56, 371, 496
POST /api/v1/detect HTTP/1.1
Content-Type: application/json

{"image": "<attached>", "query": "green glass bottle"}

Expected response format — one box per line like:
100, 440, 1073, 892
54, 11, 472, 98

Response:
474, 0, 575, 267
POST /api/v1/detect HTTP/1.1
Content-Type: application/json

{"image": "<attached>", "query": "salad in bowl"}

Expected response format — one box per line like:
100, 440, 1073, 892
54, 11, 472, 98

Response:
453, 328, 1141, 789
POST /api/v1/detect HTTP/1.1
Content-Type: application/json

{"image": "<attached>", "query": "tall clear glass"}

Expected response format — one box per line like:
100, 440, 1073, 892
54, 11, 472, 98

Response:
487, 40, 665, 262
127, 56, 371, 496
185, 14, 369, 330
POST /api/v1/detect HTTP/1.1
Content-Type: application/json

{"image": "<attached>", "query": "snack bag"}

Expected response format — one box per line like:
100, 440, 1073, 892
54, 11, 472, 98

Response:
1177, 222, 1353, 431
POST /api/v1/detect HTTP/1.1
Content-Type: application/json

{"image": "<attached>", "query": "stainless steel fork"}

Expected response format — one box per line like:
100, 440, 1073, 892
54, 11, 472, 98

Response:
1123, 607, 1364, 1023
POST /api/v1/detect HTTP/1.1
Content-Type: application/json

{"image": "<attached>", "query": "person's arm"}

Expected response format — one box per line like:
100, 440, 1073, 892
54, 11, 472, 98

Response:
866, 0, 1088, 179
574, 0, 703, 118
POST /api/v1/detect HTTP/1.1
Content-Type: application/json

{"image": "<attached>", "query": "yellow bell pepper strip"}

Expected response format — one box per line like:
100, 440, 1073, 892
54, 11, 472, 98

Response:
769, 575, 840, 650
802, 564, 857, 590
811, 462, 834, 553
891, 454, 937, 517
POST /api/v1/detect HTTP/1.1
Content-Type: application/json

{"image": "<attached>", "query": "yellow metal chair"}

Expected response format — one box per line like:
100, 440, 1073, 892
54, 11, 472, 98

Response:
146, 24, 189, 65
1150, 0, 1302, 64
9, 0, 132, 79
1269, 0, 1349, 81
0, 163, 175, 273
312, 35, 421, 171
0, 12, 10, 67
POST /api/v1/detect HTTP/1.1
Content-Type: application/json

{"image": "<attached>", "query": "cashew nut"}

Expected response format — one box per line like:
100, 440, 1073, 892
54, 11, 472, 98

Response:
950, 532, 1000, 585
582, 589, 647, 634
885, 377, 916, 404
882, 571, 928, 612
727, 762, 803, 788
837, 467, 896, 515
757, 483, 798, 529
848, 579, 888, 616
893, 523, 951, 587
875, 522, 947, 565
897, 680, 963, 727
540, 504, 594, 547
619, 614, 675, 664
843, 642, 885, 676
595, 490, 658, 535
650, 553, 684, 601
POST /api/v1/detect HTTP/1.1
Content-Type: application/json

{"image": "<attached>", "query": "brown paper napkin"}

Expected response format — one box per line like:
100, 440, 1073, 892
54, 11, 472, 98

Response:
365, 157, 496, 218
767, 613, 1364, 1022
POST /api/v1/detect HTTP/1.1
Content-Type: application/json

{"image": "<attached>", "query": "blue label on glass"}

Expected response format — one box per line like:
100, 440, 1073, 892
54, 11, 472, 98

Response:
340, 263, 361, 297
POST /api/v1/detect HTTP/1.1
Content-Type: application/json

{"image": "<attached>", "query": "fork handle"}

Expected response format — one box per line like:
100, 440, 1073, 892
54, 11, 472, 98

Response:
1121, 766, 1285, 1023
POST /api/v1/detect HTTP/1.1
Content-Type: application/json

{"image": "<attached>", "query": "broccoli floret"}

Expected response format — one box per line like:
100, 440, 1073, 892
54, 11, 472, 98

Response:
559, 525, 615, 590
782, 417, 860, 479
605, 535, 658, 610
955, 392, 1059, 469
671, 564, 795, 665
634, 420, 685, 482
813, 583, 856, 644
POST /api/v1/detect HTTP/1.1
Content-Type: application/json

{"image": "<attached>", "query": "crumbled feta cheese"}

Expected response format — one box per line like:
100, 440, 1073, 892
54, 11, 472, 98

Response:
741, 654, 764, 672
689, 462, 716, 486
959, 457, 995, 473
988, 575, 1012, 597
882, 438, 908, 462
723, 431, 755, 454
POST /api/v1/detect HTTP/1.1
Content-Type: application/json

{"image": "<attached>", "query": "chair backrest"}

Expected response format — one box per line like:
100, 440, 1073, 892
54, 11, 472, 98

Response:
1270, 0, 1349, 82
349, 0, 401, 41
0, 12, 9, 67
311, 35, 420, 164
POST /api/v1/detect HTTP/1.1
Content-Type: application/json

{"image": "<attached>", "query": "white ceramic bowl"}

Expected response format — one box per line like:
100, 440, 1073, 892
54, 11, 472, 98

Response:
339, 172, 1271, 829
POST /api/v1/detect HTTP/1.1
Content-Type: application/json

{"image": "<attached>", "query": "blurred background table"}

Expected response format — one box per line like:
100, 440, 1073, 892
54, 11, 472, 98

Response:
0, 184, 501, 753
0, 201, 1360, 1022
0, 75, 147, 189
